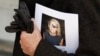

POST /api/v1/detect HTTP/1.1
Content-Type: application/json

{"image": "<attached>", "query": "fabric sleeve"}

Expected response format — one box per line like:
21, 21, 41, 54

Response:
34, 39, 67, 56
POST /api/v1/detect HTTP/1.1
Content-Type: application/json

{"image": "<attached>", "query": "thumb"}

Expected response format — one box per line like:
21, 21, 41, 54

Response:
31, 18, 40, 31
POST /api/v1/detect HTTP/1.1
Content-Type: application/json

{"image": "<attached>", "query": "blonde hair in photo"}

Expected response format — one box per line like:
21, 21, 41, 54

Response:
48, 19, 61, 36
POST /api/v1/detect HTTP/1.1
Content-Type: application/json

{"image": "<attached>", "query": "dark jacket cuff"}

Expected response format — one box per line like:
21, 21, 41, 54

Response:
34, 39, 67, 56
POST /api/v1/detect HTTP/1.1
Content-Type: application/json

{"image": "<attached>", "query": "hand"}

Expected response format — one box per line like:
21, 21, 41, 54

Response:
20, 18, 42, 56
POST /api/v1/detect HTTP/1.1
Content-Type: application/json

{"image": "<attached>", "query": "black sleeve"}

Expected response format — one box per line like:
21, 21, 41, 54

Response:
34, 39, 67, 56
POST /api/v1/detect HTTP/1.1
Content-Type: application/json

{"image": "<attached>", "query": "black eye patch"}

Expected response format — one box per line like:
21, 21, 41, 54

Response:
52, 24, 57, 28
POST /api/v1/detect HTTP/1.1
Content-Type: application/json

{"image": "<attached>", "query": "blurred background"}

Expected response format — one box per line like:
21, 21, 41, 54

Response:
0, 0, 19, 56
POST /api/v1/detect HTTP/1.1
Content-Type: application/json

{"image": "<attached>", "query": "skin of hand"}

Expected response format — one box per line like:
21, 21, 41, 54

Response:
59, 39, 64, 46
20, 18, 42, 56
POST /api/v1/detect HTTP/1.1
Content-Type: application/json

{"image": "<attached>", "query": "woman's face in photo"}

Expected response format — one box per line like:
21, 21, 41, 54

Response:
49, 21, 58, 34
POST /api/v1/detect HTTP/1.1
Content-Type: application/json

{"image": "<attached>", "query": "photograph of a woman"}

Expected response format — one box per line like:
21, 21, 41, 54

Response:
41, 14, 65, 46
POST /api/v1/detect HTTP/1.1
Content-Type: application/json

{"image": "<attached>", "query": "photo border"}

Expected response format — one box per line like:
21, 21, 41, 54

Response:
35, 3, 79, 53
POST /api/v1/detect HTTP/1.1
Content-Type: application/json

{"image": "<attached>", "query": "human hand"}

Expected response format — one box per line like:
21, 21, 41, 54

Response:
20, 18, 42, 56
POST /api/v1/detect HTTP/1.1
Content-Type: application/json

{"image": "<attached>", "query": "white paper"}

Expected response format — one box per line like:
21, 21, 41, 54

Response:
35, 3, 79, 54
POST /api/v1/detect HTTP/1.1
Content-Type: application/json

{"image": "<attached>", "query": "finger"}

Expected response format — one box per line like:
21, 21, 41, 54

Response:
5, 25, 21, 33
20, 31, 28, 40
20, 38, 30, 56
13, 14, 26, 30
10, 21, 17, 25
31, 18, 39, 31
19, 1, 31, 19
20, 37, 26, 51
20, 40, 24, 51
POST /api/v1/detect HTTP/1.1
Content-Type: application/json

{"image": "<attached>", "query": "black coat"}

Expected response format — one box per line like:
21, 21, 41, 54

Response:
13, 0, 100, 56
